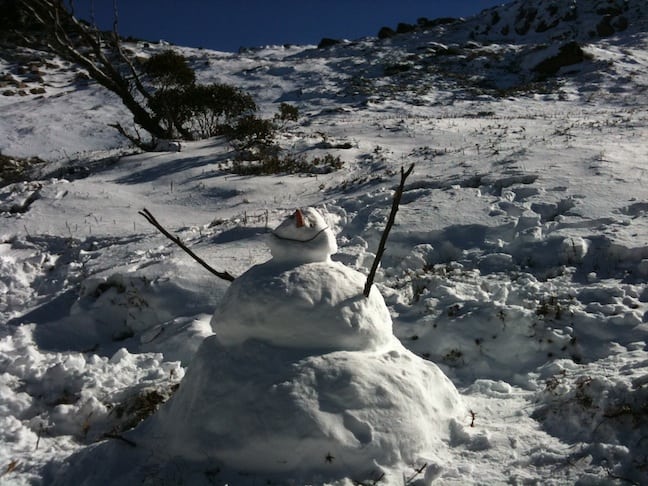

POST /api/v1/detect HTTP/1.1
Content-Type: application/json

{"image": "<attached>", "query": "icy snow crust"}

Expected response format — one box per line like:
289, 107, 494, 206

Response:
2, 0, 648, 484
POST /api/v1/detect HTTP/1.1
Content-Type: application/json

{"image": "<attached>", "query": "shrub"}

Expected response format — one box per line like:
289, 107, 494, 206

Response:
184, 83, 257, 138
143, 50, 196, 88
317, 38, 341, 49
533, 42, 588, 76
0, 153, 45, 187
227, 115, 276, 151
147, 82, 258, 139
231, 153, 344, 176
377, 26, 396, 39
396, 22, 416, 34
274, 102, 299, 123
384, 63, 411, 76
147, 87, 193, 136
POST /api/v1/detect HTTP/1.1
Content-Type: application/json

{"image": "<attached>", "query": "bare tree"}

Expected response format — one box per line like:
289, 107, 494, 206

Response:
13, 0, 171, 146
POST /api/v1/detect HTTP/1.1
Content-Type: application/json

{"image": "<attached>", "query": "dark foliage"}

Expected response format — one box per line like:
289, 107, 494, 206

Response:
147, 87, 194, 138
185, 83, 257, 138
396, 22, 416, 34
147, 83, 257, 139
143, 50, 196, 88
317, 38, 341, 49
231, 153, 343, 176
377, 27, 396, 39
227, 115, 276, 150
533, 42, 588, 76
383, 63, 411, 76
0, 153, 45, 187
274, 102, 299, 123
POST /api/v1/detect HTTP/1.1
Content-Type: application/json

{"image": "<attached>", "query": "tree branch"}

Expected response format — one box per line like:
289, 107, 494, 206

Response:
363, 163, 415, 298
17, 0, 170, 140
138, 208, 236, 282
108, 122, 154, 150
109, 0, 153, 102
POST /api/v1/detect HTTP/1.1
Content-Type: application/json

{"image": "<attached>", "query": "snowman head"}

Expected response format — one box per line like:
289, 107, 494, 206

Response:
268, 207, 338, 263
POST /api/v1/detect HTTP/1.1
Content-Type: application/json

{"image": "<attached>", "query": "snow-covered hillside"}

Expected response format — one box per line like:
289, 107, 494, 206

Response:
1, 0, 648, 484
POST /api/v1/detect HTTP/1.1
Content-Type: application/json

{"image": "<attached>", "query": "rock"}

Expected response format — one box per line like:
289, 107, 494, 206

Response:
396, 22, 416, 34
377, 26, 396, 39
533, 41, 587, 76
612, 15, 629, 32
596, 15, 616, 37
317, 37, 341, 49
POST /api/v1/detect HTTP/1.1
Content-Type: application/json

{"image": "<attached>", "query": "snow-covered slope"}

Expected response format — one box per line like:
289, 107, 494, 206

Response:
1, 0, 648, 484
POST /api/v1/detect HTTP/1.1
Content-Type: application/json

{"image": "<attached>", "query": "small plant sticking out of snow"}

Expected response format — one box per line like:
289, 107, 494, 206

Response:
534, 357, 648, 484
230, 152, 344, 175
108, 384, 179, 434
274, 102, 299, 123
535, 295, 569, 320
0, 154, 45, 187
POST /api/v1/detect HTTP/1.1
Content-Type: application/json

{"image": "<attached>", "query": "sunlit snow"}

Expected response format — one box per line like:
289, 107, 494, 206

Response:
2, 0, 648, 484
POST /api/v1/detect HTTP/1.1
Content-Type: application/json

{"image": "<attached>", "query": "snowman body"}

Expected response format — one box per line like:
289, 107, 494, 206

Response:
146, 208, 464, 478
210, 208, 394, 350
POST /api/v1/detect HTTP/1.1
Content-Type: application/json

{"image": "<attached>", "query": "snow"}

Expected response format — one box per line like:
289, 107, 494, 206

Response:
212, 260, 395, 350
267, 207, 338, 263
1, 1, 648, 484
140, 339, 463, 479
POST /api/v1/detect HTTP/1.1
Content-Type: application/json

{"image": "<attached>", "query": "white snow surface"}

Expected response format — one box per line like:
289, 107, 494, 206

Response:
140, 339, 463, 478
2, 1, 648, 484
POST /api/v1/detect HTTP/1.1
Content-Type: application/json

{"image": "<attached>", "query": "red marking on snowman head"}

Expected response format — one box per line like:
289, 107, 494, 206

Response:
294, 209, 305, 228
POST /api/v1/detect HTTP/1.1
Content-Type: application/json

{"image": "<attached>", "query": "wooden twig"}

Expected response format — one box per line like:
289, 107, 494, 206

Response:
138, 208, 235, 282
405, 463, 428, 484
363, 163, 414, 298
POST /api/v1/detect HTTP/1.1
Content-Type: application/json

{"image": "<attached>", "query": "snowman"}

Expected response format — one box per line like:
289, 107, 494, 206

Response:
212, 207, 396, 351
142, 207, 465, 480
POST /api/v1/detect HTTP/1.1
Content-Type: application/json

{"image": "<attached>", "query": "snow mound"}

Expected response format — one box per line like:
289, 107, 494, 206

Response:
141, 338, 463, 478
212, 260, 394, 350
0, 325, 183, 479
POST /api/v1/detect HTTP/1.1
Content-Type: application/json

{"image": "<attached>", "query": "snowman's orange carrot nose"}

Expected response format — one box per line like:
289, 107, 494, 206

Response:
294, 209, 305, 228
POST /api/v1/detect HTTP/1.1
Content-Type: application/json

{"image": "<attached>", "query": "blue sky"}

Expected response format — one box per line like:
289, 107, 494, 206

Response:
76, 1, 505, 52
